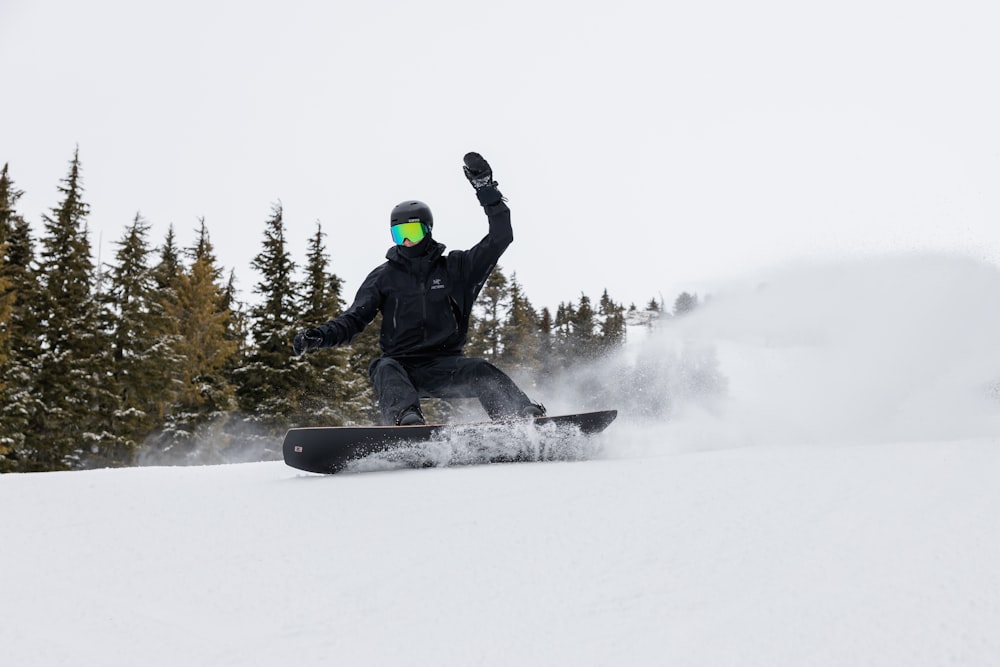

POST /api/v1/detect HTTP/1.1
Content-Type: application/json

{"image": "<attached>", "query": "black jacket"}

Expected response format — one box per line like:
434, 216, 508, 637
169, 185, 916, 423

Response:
317, 201, 513, 359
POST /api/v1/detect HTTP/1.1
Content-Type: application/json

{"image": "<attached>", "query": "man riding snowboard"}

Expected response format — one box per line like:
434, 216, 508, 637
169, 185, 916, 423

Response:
293, 152, 544, 426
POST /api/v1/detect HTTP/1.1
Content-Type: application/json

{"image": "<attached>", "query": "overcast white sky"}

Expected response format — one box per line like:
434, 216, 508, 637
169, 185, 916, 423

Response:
2, 0, 999, 311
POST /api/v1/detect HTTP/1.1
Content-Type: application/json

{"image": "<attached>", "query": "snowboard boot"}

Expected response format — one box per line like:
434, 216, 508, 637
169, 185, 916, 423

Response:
520, 403, 546, 419
397, 406, 426, 426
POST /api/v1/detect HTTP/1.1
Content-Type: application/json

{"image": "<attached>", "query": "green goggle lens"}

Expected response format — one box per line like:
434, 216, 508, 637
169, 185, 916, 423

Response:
391, 221, 427, 245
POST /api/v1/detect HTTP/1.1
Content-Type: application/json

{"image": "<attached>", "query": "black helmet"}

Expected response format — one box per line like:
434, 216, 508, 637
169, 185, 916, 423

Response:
390, 200, 433, 231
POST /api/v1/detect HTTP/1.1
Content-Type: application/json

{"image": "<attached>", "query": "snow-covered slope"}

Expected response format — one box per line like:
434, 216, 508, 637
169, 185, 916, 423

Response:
3, 253, 999, 666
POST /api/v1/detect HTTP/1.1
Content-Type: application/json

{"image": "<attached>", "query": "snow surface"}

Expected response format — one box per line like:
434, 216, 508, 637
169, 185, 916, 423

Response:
3, 253, 1000, 666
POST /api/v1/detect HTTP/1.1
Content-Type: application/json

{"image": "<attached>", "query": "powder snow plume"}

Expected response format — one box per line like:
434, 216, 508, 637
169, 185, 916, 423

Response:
545, 252, 1000, 457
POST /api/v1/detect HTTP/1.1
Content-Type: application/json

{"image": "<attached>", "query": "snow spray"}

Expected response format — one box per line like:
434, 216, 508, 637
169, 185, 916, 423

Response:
545, 252, 1000, 456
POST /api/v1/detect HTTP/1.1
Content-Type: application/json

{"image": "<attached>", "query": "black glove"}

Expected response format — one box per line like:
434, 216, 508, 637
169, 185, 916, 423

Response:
293, 328, 325, 356
463, 152, 504, 206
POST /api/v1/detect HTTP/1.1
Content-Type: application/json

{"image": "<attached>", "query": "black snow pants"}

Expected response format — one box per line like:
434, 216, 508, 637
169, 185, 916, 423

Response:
369, 355, 534, 425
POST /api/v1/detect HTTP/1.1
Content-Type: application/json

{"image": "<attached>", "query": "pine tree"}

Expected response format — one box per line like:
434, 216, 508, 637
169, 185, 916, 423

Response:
674, 292, 698, 316
249, 203, 297, 352
99, 213, 172, 458
536, 306, 556, 382
0, 271, 13, 469
295, 221, 361, 426
0, 164, 19, 387
467, 266, 509, 361
299, 222, 345, 324
499, 272, 540, 374
0, 266, 9, 375
546, 293, 601, 370
31, 148, 114, 470
232, 203, 301, 435
220, 269, 250, 378
150, 219, 238, 461
147, 225, 185, 412
551, 301, 576, 371
151, 224, 182, 294
0, 174, 13, 469
0, 164, 36, 470
344, 311, 382, 424
571, 293, 599, 360
598, 288, 627, 352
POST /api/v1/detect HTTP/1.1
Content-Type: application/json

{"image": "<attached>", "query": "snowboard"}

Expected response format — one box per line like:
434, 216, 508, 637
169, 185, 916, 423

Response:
282, 409, 618, 474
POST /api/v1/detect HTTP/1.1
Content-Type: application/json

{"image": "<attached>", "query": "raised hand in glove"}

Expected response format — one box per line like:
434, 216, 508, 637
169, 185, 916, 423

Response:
293, 328, 325, 356
463, 152, 504, 206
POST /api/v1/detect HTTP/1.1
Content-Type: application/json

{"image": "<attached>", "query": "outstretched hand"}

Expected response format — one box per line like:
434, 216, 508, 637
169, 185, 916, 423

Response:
463, 152, 504, 206
463, 152, 493, 188
293, 328, 324, 356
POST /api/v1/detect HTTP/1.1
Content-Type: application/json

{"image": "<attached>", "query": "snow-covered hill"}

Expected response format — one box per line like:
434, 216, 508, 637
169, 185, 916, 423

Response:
3, 253, 999, 666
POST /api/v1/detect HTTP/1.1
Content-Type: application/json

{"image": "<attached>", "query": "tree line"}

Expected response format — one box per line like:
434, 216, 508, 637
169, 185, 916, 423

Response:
0, 151, 698, 473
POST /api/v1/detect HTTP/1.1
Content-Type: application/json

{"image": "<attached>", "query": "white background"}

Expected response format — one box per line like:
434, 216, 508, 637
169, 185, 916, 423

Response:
3, 0, 999, 310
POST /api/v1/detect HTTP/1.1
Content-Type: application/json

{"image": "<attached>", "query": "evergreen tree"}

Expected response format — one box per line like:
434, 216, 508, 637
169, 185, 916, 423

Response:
0, 169, 13, 466
249, 203, 297, 351
674, 291, 698, 316
552, 300, 576, 370
343, 311, 382, 424
100, 213, 171, 459
0, 164, 19, 386
467, 266, 509, 361
598, 288, 627, 352
536, 306, 556, 381
232, 203, 301, 435
0, 265, 9, 375
499, 272, 540, 374
221, 269, 249, 374
151, 225, 182, 294
150, 219, 238, 460
147, 225, 185, 413
295, 221, 361, 426
299, 222, 345, 324
31, 148, 114, 470
0, 164, 40, 470
0, 270, 12, 469
571, 293, 599, 359
546, 293, 603, 370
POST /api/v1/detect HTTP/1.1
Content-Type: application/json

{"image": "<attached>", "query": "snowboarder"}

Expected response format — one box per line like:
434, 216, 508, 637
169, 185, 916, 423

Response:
293, 152, 545, 426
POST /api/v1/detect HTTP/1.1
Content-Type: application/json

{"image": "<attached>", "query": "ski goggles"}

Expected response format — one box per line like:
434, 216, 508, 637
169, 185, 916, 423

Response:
391, 221, 428, 246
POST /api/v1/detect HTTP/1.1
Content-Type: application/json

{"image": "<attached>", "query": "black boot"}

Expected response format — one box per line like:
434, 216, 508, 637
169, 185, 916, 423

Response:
397, 406, 426, 426
520, 403, 546, 419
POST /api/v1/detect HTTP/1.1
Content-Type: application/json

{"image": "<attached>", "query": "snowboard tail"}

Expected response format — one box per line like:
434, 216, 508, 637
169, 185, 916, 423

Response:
283, 410, 618, 474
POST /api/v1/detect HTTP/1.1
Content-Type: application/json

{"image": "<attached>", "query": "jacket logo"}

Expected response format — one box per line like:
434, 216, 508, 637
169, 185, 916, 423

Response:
430, 278, 445, 290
